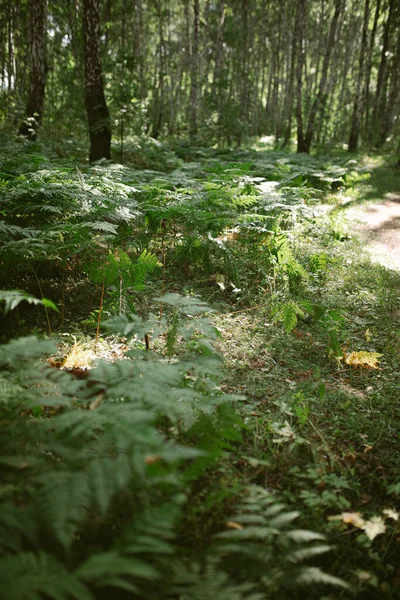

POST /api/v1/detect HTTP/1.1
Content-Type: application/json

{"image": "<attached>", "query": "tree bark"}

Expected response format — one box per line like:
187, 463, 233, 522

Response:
189, 0, 199, 137
378, 7, 400, 145
295, 0, 307, 153
83, 0, 111, 162
18, 0, 47, 140
151, 0, 165, 139
301, 0, 344, 153
371, 0, 395, 146
211, 0, 225, 99
364, 0, 380, 136
281, 4, 297, 147
348, 0, 370, 152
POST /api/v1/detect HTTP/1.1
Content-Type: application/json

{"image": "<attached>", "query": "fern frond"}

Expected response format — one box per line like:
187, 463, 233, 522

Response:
0, 552, 93, 600
295, 566, 351, 589
0, 290, 58, 316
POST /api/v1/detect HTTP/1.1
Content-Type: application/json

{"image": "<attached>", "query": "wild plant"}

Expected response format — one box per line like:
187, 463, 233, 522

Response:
0, 293, 348, 599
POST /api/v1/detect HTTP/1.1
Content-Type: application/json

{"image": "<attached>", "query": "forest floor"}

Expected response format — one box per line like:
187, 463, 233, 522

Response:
1, 137, 400, 600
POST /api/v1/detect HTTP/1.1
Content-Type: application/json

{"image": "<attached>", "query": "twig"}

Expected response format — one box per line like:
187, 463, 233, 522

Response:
33, 270, 52, 336
227, 304, 265, 315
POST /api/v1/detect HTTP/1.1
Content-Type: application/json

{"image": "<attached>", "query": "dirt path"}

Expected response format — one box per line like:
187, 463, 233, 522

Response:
344, 193, 400, 270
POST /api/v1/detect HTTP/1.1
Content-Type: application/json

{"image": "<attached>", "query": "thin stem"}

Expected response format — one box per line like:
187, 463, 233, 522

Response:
33, 270, 52, 336
160, 219, 167, 319
95, 278, 105, 353
61, 269, 65, 326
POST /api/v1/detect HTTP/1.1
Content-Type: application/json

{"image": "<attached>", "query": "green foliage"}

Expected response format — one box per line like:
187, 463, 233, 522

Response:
2, 138, 397, 598
273, 300, 305, 333
213, 486, 350, 596
0, 296, 344, 599
0, 290, 58, 316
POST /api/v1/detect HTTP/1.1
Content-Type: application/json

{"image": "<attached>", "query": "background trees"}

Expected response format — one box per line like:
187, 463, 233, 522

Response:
0, 0, 399, 157
18, 0, 48, 140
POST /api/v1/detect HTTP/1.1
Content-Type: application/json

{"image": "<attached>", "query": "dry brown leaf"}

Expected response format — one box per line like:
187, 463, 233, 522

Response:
383, 509, 399, 521
364, 328, 372, 342
362, 516, 386, 540
345, 351, 383, 369
145, 455, 162, 465
226, 521, 244, 530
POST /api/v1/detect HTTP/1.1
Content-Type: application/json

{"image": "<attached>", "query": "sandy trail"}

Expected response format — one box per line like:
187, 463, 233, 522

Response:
344, 193, 400, 270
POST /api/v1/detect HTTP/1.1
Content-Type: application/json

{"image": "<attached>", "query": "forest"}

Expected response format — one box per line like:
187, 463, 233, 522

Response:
0, 0, 400, 598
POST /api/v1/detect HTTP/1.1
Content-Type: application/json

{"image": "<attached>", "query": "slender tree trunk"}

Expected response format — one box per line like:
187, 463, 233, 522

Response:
18, 0, 47, 140
189, 0, 199, 137
82, 0, 111, 161
8, 0, 15, 92
295, 0, 307, 153
348, 0, 370, 152
379, 9, 400, 145
372, 0, 395, 146
211, 0, 224, 99
282, 5, 297, 147
152, 0, 165, 138
133, 0, 145, 100
302, 0, 344, 153
364, 0, 380, 136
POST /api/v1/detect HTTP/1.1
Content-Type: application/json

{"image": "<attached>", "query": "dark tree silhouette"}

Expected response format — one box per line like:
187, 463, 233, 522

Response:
18, 0, 47, 140
83, 0, 111, 161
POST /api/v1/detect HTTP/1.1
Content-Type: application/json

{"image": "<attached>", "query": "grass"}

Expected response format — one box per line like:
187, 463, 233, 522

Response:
207, 204, 400, 597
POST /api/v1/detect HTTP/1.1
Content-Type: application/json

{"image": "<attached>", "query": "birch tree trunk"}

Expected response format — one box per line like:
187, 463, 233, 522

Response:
295, 0, 308, 153
189, 0, 199, 137
372, 0, 395, 146
348, 0, 370, 152
301, 0, 344, 153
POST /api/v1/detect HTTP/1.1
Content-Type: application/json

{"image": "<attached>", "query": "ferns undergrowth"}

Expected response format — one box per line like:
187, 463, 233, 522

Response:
2, 134, 397, 598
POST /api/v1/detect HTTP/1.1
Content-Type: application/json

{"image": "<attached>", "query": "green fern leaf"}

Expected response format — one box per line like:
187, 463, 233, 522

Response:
295, 566, 351, 589
0, 552, 93, 600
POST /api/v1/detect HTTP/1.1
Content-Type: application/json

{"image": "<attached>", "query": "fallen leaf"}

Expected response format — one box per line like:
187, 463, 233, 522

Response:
345, 351, 383, 369
329, 512, 365, 528
383, 509, 399, 521
145, 455, 162, 465
362, 516, 386, 540
226, 521, 244, 530
364, 329, 372, 342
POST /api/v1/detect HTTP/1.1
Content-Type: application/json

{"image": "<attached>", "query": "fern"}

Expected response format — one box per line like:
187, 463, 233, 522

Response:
0, 290, 58, 316
212, 486, 350, 596
0, 553, 92, 600
273, 300, 305, 333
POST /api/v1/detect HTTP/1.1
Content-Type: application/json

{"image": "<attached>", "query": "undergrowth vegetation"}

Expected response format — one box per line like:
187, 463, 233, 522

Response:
1, 134, 399, 599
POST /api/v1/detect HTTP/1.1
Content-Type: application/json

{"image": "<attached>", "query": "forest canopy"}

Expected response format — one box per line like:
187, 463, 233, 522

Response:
0, 0, 399, 157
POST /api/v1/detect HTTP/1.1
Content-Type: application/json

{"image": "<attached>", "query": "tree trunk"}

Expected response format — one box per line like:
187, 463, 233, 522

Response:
18, 0, 47, 140
8, 0, 16, 92
378, 8, 400, 145
189, 0, 199, 138
281, 5, 297, 147
371, 0, 395, 146
82, 0, 111, 162
211, 0, 225, 100
295, 0, 307, 153
152, 0, 165, 139
302, 0, 344, 153
364, 0, 380, 136
348, 0, 370, 152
